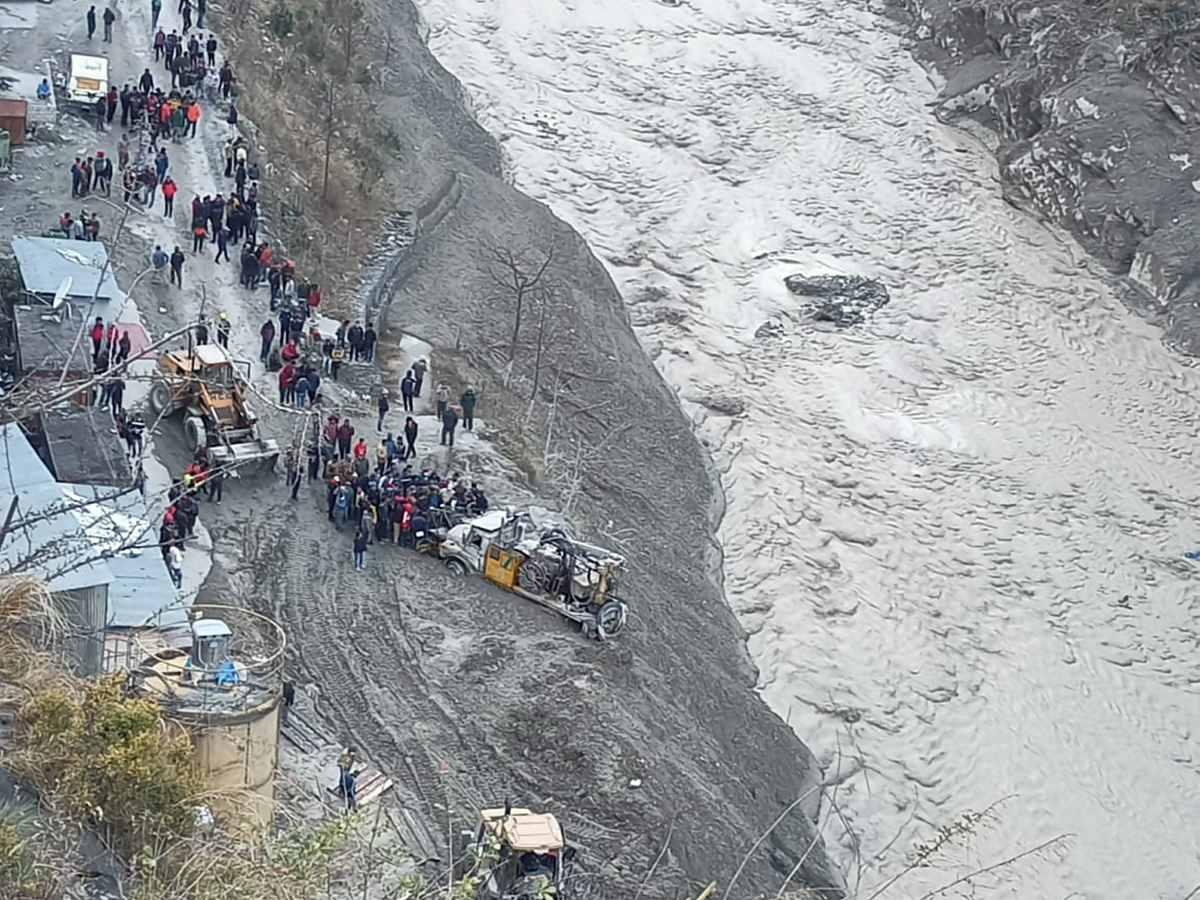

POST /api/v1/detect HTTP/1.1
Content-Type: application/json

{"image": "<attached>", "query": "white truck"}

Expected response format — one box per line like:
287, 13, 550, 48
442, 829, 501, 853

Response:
65, 54, 107, 113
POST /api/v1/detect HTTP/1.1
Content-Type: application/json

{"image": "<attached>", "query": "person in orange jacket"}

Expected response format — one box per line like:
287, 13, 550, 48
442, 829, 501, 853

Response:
185, 100, 200, 138
191, 217, 207, 253
161, 176, 177, 217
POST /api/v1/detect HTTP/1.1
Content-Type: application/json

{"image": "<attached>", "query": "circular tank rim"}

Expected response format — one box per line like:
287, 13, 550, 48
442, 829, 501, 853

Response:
160, 691, 282, 727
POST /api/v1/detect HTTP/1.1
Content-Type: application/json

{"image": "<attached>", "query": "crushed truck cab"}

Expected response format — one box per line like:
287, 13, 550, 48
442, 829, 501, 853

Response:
439, 508, 629, 639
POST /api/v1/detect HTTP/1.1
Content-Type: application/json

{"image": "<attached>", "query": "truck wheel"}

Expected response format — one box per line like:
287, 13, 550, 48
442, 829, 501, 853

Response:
184, 416, 206, 453
443, 558, 468, 576
595, 602, 627, 640
149, 381, 171, 414
518, 557, 553, 593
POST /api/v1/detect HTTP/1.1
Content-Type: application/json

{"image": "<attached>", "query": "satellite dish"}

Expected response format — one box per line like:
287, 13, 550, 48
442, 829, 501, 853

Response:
51, 276, 72, 309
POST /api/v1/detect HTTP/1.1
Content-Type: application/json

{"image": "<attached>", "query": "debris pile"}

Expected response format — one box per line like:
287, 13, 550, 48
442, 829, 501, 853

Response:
784, 273, 890, 326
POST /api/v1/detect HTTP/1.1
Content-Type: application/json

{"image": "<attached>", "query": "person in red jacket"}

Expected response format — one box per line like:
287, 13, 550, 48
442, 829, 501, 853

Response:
90, 317, 104, 362
336, 419, 353, 458
105, 321, 119, 354
278, 363, 293, 404
400, 499, 414, 547
255, 242, 273, 288
161, 176, 177, 217
280, 338, 299, 363
352, 438, 368, 460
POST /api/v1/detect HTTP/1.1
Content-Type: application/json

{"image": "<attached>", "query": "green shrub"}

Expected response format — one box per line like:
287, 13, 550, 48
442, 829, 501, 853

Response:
21, 675, 200, 857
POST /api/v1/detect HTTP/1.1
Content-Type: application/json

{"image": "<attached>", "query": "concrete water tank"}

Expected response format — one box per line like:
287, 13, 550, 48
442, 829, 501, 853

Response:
136, 605, 286, 834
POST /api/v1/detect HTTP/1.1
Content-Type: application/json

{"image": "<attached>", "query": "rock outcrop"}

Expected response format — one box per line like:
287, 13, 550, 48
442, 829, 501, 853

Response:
906, 0, 1200, 350
785, 274, 891, 326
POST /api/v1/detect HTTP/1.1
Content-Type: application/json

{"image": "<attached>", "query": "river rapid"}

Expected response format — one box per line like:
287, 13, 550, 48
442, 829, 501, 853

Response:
411, 0, 1200, 896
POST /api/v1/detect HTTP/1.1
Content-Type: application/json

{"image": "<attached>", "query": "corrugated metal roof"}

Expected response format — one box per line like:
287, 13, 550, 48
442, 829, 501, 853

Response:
42, 406, 131, 486
13, 306, 94, 376
0, 420, 56, 489
0, 478, 112, 594
0, 423, 180, 627
12, 236, 117, 300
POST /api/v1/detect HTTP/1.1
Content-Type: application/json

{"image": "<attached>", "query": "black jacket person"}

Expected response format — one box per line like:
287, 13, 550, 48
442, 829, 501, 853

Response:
440, 406, 458, 447
377, 391, 389, 432
403, 416, 418, 460
169, 246, 185, 287
400, 372, 416, 411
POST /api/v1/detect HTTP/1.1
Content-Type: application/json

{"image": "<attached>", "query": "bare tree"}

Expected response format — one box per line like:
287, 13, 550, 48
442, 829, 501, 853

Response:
307, 0, 362, 199
321, 73, 337, 200
486, 244, 554, 364
529, 283, 555, 402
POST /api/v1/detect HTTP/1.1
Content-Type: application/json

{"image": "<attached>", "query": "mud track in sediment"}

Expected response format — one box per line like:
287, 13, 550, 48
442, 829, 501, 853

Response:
183, 384, 839, 899
204, 480, 673, 890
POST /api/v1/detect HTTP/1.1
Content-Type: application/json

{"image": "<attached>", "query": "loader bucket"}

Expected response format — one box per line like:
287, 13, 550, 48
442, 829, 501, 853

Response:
210, 439, 280, 474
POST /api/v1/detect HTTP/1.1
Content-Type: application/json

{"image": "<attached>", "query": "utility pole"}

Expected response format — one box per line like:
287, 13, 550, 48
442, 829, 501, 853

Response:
56, 198, 135, 388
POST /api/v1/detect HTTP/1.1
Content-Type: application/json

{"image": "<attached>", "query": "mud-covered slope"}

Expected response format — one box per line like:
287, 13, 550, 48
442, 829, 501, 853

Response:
210, 1, 843, 897
904, 0, 1200, 351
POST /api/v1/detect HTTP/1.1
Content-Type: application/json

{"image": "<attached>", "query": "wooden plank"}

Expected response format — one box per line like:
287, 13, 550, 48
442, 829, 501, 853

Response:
356, 777, 394, 807
280, 722, 318, 754
285, 708, 328, 739
387, 807, 442, 864
325, 765, 391, 807
280, 709, 330, 754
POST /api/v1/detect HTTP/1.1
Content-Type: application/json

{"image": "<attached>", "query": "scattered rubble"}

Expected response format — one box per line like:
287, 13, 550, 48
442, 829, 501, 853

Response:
784, 273, 891, 326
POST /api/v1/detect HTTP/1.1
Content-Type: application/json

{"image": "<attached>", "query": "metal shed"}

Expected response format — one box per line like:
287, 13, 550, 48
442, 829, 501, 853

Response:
40, 406, 131, 486
0, 423, 182, 674
12, 305, 93, 379
0, 99, 27, 147
11, 236, 116, 300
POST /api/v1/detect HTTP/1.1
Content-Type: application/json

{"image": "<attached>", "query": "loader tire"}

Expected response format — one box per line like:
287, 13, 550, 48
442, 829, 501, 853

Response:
149, 381, 171, 415
184, 416, 206, 453
595, 601, 627, 640
443, 558, 468, 576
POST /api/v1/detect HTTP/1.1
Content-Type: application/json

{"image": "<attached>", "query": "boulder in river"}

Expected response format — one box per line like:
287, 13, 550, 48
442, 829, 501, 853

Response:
754, 319, 786, 340
784, 274, 890, 326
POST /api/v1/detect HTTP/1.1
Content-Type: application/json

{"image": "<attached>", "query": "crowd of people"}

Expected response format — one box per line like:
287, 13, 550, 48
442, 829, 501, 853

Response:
63, 0, 494, 592
309, 410, 490, 569
63, 152, 113, 241
159, 450, 225, 588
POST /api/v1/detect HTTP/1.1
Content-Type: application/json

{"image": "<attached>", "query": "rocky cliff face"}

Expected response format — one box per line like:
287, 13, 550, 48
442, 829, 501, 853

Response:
904, 0, 1200, 350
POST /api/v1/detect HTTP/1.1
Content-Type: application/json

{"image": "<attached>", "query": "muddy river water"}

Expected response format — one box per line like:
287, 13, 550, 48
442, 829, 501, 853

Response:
413, 0, 1200, 895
